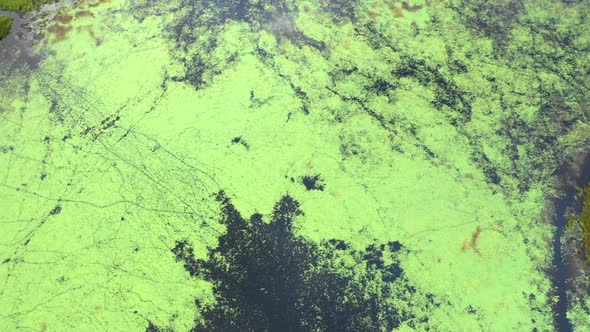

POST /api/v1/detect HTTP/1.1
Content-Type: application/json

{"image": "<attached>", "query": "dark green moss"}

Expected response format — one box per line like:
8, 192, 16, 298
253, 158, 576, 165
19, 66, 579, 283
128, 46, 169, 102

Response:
0, 15, 12, 40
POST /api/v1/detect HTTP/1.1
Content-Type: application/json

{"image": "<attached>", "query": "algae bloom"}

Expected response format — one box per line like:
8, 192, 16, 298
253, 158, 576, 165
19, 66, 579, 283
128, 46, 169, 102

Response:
0, 0, 590, 331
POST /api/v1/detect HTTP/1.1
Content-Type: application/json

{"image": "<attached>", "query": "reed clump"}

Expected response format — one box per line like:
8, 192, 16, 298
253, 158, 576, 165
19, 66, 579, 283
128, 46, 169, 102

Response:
0, 15, 12, 40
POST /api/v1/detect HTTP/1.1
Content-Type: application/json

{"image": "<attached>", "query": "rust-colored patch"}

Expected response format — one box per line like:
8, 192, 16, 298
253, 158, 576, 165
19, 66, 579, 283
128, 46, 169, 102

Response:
336, 17, 352, 27
470, 227, 482, 255
47, 24, 72, 42
461, 226, 482, 255
402, 2, 423, 12
461, 239, 469, 252
384, 0, 404, 18
54, 13, 73, 25
470, 227, 481, 246
330, 191, 342, 199
89, 29, 102, 46
343, 41, 350, 49
303, 5, 310, 12
78, 25, 102, 46
89, 0, 111, 8
368, 10, 382, 18
384, 0, 423, 18
75, 10, 95, 19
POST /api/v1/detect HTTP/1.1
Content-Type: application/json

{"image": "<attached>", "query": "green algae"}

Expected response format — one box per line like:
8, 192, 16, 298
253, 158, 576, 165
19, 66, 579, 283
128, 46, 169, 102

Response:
0, 0, 589, 330
0, 15, 11, 39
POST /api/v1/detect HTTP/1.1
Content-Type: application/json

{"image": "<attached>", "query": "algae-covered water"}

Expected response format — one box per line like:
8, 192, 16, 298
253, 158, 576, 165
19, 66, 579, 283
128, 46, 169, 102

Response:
1, 0, 590, 331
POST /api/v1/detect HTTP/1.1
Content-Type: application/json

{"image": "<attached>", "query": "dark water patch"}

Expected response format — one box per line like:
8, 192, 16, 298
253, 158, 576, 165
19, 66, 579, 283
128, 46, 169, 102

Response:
0, 10, 44, 72
552, 154, 590, 332
173, 191, 435, 331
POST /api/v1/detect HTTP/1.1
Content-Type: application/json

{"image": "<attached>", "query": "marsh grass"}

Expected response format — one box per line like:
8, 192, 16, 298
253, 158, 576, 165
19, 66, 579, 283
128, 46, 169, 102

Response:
0, 0, 56, 12
0, 15, 12, 40
579, 184, 590, 260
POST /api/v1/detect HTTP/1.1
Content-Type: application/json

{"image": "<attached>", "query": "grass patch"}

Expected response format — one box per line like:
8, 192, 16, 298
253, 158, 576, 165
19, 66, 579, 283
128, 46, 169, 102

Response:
579, 184, 590, 260
0, 15, 12, 40
0, 0, 55, 12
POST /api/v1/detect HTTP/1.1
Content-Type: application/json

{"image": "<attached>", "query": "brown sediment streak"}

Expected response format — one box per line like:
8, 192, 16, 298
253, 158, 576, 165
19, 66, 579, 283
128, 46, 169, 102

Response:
78, 25, 102, 46
367, 10, 381, 18
88, 0, 112, 7
47, 24, 72, 41
470, 226, 482, 255
54, 13, 73, 24
75, 10, 95, 19
402, 2, 423, 12
384, 1, 405, 18
461, 226, 482, 255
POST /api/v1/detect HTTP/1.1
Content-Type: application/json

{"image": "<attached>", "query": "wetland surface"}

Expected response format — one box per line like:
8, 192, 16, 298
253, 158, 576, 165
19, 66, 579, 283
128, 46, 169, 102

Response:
1, 0, 589, 331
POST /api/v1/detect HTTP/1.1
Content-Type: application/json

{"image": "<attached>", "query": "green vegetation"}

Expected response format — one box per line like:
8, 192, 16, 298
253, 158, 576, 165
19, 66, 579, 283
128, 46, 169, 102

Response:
0, 0, 54, 11
0, 15, 12, 39
0, 0, 589, 330
579, 184, 590, 260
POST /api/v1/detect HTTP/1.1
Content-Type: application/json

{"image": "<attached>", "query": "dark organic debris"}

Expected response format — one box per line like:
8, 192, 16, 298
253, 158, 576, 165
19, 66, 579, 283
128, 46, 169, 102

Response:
301, 174, 325, 191
230, 136, 250, 149
49, 205, 62, 216
145, 321, 171, 332
451, 0, 525, 50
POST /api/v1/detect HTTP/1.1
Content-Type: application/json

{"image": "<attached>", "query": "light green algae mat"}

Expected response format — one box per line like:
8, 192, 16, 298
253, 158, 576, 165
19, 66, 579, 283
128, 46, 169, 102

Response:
1, 0, 590, 331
